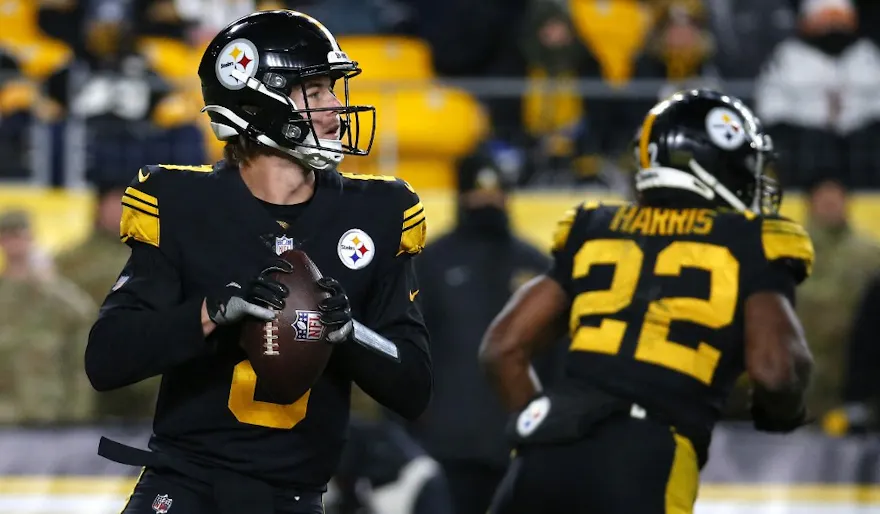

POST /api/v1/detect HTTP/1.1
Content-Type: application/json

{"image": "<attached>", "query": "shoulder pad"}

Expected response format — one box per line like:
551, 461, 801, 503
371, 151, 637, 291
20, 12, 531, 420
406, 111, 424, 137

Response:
550, 200, 625, 253
155, 164, 214, 174
119, 164, 213, 248
337, 172, 426, 255
551, 206, 579, 253
120, 166, 162, 248
338, 171, 399, 186
761, 215, 814, 282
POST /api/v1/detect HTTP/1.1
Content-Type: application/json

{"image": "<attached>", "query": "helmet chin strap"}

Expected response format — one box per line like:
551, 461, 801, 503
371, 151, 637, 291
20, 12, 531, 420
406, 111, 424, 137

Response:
293, 130, 344, 171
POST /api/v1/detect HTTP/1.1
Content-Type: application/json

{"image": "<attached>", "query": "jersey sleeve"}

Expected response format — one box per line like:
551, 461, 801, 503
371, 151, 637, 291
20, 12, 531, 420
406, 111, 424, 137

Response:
86, 241, 208, 392
395, 179, 427, 258
337, 178, 432, 420
361, 179, 430, 348
86, 166, 210, 391
547, 203, 588, 292
119, 164, 211, 255
760, 215, 814, 283
120, 166, 165, 249
746, 215, 815, 301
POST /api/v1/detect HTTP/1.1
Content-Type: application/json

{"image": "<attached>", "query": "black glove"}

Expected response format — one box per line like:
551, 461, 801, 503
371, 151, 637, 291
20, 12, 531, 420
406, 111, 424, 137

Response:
206, 259, 294, 325
317, 276, 353, 343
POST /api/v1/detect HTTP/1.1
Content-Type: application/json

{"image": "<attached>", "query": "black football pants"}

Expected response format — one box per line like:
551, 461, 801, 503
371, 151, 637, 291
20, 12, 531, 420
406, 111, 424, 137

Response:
438, 460, 505, 514
488, 415, 699, 514
119, 468, 324, 514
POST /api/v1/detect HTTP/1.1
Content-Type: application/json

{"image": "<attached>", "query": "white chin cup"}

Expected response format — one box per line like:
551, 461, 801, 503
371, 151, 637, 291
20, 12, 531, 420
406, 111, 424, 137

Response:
290, 131, 344, 171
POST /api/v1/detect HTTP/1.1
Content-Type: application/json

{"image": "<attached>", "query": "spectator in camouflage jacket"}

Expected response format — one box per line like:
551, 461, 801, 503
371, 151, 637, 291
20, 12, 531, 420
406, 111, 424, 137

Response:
0, 209, 96, 424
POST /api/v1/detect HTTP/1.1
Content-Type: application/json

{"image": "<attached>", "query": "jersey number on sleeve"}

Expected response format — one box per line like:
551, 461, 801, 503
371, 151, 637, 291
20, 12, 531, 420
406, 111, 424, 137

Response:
569, 240, 739, 385
227, 360, 311, 429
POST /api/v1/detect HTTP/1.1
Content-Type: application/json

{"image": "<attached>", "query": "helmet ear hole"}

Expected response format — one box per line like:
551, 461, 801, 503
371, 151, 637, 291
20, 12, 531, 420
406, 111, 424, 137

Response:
282, 120, 310, 144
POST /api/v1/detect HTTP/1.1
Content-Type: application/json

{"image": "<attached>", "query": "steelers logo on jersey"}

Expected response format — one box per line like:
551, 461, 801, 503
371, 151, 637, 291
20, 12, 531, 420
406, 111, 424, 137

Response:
337, 229, 375, 270
215, 38, 260, 90
705, 106, 747, 150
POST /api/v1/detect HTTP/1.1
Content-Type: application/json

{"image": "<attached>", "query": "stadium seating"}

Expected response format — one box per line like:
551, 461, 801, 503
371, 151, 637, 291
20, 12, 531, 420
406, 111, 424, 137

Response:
0, 0, 71, 79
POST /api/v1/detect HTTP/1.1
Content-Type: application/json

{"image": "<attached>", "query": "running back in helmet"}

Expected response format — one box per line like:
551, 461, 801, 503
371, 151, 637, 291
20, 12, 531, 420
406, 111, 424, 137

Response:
632, 89, 780, 215
197, 10, 375, 171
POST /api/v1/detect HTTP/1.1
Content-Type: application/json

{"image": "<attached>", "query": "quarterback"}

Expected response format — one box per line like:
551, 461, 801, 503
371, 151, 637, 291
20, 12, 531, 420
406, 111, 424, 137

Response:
85, 10, 431, 514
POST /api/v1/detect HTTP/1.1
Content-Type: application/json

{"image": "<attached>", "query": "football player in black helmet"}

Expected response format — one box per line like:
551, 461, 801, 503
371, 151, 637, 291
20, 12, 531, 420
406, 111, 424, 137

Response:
199, 9, 375, 172
632, 88, 781, 216
86, 10, 431, 514
479, 89, 814, 514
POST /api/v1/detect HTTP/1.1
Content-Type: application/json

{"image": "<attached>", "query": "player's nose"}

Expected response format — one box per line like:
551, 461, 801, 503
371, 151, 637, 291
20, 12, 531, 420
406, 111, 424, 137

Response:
326, 92, 343, 109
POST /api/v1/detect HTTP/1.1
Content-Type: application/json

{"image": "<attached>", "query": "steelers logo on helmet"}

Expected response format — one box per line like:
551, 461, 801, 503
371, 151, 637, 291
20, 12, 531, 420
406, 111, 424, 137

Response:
337, 229, 375, 270
215, 38, 260, 90
705, 106, 747, 150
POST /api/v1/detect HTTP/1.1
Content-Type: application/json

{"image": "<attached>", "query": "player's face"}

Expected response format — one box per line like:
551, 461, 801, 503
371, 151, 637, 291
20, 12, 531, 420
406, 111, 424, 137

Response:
290, 76, 342, 141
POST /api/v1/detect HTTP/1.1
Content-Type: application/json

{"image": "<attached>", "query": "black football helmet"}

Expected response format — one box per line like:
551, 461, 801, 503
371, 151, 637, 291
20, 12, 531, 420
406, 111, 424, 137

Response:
197, 10, 375, 170
632, 89, 780, 215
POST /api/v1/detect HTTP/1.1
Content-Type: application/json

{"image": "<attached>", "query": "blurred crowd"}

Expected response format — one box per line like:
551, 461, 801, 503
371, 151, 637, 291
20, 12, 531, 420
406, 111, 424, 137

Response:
1, 0, 880, 189
3, 0, 880, 513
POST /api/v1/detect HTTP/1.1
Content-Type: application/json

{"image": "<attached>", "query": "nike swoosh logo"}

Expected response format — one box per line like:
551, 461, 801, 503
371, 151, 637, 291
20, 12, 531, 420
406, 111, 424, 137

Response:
138, 169, 150, 183
409, 289, 419, 302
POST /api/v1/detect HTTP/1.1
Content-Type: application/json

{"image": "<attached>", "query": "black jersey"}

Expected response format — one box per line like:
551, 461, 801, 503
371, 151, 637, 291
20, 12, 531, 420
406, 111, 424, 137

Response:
547, 202, 814, 434
87, 161, 430, 488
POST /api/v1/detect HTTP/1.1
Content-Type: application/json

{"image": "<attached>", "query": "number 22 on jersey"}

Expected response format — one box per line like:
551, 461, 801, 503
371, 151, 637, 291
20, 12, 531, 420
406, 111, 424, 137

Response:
570, 239, 738, 385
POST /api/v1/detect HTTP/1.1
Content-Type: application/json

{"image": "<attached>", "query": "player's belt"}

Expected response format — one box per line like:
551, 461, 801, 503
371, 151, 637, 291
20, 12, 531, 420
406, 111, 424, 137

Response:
98, 437, 323, 514
505, 386, 711, 467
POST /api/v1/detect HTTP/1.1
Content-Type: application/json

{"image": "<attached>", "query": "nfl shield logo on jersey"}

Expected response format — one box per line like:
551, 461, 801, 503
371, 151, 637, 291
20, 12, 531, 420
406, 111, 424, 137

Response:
152, 493, 173, 513
293, 310, 324, 341
275, 236, 295, 255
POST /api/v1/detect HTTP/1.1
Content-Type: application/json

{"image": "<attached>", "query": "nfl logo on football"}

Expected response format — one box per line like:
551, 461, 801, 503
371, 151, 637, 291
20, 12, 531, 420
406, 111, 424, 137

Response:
152, 493, 173, 513
275, 236, 295, 255
293, 310, 324, 341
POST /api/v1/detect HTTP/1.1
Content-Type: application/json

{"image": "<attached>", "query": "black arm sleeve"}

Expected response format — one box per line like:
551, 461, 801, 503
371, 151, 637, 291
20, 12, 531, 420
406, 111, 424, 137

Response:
85, 241, 209, 391
338, 256, 432, 421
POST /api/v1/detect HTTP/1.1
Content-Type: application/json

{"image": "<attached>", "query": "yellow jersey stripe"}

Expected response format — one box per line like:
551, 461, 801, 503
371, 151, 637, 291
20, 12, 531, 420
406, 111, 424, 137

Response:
762, 219, 814, 272
121, 197, 159, 217
403, 217, 426, 233
403, 202, 424, 224
551, 207, 578, 253
158, 164, 213, 173
123, 187, 158, 207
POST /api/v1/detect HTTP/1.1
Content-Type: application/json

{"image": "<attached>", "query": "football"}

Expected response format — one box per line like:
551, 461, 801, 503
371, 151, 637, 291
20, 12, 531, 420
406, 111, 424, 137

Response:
239, 249, 334, 404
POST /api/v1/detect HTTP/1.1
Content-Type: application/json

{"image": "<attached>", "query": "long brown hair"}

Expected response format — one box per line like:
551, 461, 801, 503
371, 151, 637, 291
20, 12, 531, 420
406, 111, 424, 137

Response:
223, 135, 291, 166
